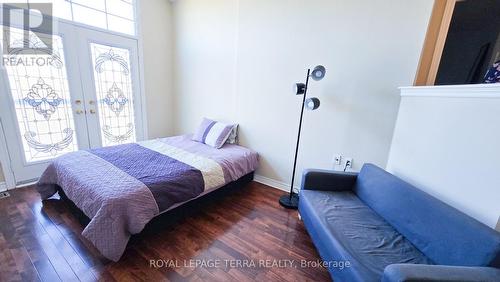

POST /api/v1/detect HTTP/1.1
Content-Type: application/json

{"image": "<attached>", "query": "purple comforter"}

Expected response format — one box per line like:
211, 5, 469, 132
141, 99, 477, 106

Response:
37, 135, 259, 261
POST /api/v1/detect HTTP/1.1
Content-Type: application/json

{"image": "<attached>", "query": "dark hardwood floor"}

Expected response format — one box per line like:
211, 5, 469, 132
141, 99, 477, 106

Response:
0, 182, 330, 282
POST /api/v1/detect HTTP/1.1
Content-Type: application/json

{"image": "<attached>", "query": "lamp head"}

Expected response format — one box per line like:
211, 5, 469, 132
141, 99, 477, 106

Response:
305, 97, 320, 110
295, 83, 306, 95
310, 65, 326, 81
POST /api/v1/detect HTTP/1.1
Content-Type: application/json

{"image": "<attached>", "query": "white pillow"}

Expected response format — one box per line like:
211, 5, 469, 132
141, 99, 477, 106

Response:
192, 118, 234, 149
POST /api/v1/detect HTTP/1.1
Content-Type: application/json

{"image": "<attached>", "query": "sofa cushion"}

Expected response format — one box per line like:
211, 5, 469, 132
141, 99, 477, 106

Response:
354, 164, 500, 267
299, 189, 432, 282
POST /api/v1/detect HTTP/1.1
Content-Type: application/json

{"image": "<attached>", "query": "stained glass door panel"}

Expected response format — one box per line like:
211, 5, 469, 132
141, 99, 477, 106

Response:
2, 29, 78, 163
0, 22, 91, 184
0, 21, 143, 185
90, 43, 137, 147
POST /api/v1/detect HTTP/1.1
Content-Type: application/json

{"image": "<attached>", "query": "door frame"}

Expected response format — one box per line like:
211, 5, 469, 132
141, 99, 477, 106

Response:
414, 0, 457, 86
0, 7, 148, 189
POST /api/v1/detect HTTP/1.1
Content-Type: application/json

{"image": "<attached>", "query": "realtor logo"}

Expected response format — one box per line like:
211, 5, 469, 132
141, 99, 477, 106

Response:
1, 2, 53, 55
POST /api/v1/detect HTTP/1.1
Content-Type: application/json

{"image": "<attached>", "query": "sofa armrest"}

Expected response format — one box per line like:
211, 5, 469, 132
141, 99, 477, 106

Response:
382, 264, 500, 282
301, 169, 358, 191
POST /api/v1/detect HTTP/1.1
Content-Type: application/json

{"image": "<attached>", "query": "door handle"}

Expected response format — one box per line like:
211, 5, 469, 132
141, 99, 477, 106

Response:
89, 100, 95, 105
90, 109, 96, 114
75, 100, 82, 105
75, 110, 84, 115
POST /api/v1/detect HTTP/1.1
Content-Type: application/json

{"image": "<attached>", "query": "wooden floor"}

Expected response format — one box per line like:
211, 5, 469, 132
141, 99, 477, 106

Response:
0, 182, 330, 282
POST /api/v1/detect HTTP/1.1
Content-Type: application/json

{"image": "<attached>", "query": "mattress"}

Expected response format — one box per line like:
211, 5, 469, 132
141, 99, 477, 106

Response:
36, 134, 259, 261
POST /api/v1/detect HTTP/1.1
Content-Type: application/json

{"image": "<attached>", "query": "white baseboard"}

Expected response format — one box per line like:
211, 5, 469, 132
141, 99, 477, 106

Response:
254, 174, 300, 193
0, 182, 6, 192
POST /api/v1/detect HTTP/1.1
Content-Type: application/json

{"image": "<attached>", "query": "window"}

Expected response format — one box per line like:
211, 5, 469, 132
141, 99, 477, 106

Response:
21, 0, 136, 35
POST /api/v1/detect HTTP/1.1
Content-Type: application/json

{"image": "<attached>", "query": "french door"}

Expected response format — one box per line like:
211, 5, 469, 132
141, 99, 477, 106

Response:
0, 21, 144, 185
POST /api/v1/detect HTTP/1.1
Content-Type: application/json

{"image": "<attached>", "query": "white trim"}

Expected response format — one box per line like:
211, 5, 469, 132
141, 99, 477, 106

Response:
399, 84, 500, 98
0, 182, 7, 192
14, 181, 37, 189
135, 0, 149, 139
0, 180, 39, 191
0, 120, 16, 189
254, 174, 300, 193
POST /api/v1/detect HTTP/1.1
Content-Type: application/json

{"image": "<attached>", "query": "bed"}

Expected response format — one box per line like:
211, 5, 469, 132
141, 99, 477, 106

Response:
36, 134, 259, 261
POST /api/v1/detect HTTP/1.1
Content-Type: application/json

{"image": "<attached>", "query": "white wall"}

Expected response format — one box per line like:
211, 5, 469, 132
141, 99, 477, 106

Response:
172, 0, 239, 129
172, 0, 433, 189
387, 85, 500, 228
139, 0, 175, 138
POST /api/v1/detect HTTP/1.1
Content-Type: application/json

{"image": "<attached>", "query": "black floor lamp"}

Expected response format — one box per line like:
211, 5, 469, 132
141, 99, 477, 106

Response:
279, 65, 325, 209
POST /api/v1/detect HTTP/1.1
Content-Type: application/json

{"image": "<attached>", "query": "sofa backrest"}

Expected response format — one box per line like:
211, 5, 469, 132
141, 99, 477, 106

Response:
353, 163, 500, 267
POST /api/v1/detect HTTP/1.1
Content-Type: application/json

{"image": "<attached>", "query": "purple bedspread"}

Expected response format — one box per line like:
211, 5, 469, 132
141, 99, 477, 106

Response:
91, 143, 204, 211
37, 135, 259, 261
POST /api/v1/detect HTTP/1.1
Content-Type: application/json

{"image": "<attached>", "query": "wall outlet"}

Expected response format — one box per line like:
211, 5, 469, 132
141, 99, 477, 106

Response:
333, 155, 354, 171
344, 158, 353, 170
334, 155, 342, 166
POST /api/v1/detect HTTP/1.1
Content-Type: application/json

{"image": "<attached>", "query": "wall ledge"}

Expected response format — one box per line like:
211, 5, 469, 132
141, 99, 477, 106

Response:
399, 84, 500, 98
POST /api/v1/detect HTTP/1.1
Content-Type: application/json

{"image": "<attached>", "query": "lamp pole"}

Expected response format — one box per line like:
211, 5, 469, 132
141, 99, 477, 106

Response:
279, 69, 310, 209
279, 65, 324, 209
289, 69, 310, 197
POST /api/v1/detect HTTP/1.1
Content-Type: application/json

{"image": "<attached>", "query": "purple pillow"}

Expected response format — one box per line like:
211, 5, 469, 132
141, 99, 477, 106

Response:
192, 118, 234, 149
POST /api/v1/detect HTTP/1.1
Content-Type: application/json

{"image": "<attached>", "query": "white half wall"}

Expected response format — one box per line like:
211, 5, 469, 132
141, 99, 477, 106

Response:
172, 0, 434, 188
387, 84, 500, 228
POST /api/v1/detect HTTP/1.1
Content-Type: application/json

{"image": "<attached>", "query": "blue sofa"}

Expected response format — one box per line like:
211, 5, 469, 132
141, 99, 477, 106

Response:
299, 163, 500, 282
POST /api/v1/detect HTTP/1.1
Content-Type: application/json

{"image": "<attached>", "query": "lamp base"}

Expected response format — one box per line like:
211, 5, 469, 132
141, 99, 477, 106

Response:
279, 193, 299, 209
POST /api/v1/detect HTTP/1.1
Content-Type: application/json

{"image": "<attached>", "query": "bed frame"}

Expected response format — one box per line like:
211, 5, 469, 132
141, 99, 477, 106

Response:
58, 172, 255, 231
